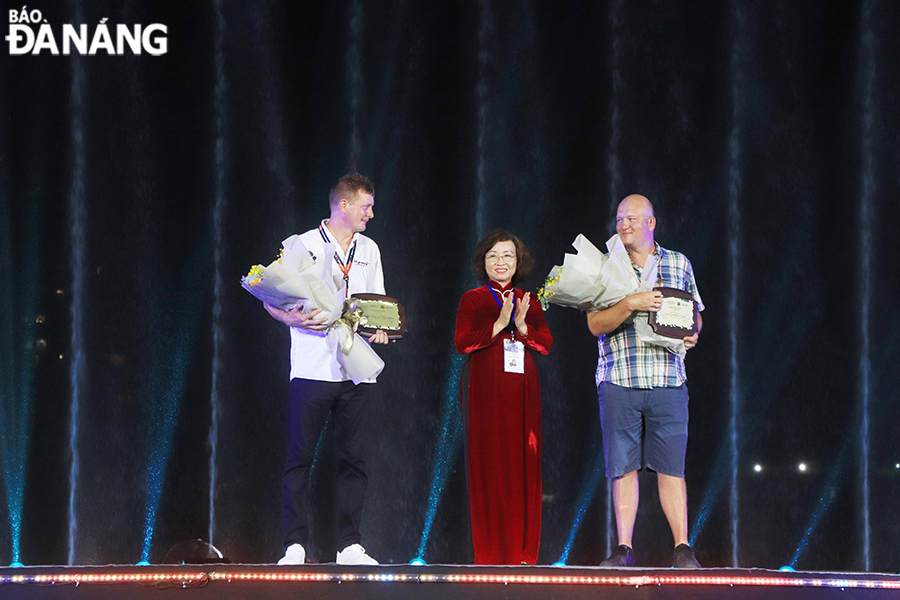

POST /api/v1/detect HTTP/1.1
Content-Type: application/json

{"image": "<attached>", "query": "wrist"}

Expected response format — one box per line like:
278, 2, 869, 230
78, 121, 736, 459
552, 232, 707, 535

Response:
492, 321, 505, 338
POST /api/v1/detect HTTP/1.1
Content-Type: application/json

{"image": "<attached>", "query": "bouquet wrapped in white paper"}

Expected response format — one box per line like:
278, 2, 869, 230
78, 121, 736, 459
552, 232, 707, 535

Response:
242, 235, 385, 383
537, 234, 688, 357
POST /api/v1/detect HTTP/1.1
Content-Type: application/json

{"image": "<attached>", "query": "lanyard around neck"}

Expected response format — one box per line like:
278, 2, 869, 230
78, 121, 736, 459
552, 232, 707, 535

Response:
319, 223, 357, 298
488, 285, 516, 334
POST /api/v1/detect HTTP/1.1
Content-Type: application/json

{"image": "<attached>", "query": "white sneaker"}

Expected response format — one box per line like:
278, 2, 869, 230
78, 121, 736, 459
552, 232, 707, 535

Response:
277, 543, 306, 565
336, 543, 378, 565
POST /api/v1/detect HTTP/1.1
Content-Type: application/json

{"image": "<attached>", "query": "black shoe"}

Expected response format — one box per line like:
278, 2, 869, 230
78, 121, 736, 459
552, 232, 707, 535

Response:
672, 544, 701, 568
600, 544, 635, 567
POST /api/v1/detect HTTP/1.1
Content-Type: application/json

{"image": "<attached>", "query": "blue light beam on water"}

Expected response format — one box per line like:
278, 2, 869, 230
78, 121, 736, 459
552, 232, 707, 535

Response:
208, 0, 229, 548
557, 427, 604, 565
855, 0, 877, 573
415, 0, 502, 563
414, 0, 492, 562
691, 268, 823, 549
0, 179, 40, 568
692, 0, 747, 566
790, 441, 852, 568
141, 333, 194, 564
415, 354, 464, 561
0, 100, 13, 567
66, 2, 87, 563
141, 241, 212, 564
725, 0, 745, 569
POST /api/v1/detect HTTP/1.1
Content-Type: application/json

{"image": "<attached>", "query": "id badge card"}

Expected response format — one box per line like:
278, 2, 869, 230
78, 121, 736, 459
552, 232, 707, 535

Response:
503, 339, 525, 374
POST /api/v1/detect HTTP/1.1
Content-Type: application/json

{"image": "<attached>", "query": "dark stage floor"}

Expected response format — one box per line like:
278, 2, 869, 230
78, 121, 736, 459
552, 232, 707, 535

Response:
2, 564, 900, 600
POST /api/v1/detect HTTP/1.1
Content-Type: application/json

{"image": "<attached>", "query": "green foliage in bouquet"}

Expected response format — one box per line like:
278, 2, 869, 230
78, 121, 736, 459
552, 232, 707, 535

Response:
537, 266, 562, 311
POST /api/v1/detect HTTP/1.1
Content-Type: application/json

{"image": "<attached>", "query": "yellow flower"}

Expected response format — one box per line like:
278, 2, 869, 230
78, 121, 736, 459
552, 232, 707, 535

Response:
245, 264, 265, 286
537, 267, 562, 311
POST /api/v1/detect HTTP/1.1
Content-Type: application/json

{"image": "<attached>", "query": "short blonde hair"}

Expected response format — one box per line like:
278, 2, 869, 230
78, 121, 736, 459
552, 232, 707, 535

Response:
329, 173, 375, 210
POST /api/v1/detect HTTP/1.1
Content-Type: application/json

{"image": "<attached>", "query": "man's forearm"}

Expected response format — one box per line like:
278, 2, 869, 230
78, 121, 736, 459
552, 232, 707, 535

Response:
264, 302, 288, 325
587, 299, 634, 336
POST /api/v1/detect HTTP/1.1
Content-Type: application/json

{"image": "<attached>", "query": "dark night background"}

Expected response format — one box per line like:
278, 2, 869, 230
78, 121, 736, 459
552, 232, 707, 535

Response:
2, 0, 899, 573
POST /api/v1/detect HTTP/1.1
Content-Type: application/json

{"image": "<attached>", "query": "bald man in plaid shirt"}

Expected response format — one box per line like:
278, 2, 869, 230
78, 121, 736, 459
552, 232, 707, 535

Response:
587, 194, 704, 569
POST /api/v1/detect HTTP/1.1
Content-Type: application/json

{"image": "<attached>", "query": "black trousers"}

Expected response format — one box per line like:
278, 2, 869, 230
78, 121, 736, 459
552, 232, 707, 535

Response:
282, 378, 372, 551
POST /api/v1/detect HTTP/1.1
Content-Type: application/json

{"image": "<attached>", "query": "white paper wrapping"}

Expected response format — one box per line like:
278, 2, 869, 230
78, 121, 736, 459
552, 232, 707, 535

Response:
326, 321, 385, 385
539, 233, 688, 357
241, 235, 343, 320
242, 235, 386, 383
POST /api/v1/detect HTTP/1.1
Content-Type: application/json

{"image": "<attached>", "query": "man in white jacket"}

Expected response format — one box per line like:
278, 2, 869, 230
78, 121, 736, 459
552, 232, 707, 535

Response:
264, 174, 389, 566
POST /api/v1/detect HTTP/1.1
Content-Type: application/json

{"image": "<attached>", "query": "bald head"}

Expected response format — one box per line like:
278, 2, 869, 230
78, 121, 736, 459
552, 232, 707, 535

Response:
618, 194, 654, 217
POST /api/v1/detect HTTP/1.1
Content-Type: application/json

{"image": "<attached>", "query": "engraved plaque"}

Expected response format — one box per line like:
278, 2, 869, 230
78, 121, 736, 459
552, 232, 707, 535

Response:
351, 293, 408, 340
648, 286, 698, 339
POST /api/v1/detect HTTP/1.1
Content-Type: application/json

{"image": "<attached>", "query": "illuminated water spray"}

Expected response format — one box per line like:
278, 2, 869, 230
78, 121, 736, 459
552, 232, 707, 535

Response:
0, 208, 38, 569
208, 0, 228, 547
725, 0, 746, 569
603, 0, 625, 555
66, 0, 88, 565
473, 0, 492, 238
856, 0, 877, 572
557, 428, 604, 565
689, 0, 747, 561
415, 2, 494, 560
415, 354, 465, 561
141, 246, 210, 563
0, 172, 12, 566
0, 150, 39, 570
141, 327, 203, 562
0, 99, 9, 563
347, 0, 364, 171
791, 438, 852, 567
140, 355, 183, 565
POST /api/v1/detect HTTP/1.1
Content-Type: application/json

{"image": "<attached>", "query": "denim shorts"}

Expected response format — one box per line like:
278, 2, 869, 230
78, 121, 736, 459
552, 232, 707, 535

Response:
598, 382, 689, 478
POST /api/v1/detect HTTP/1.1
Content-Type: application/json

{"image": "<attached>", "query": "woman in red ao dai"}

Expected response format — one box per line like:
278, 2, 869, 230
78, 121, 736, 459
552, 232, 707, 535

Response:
454, 230, 553, 565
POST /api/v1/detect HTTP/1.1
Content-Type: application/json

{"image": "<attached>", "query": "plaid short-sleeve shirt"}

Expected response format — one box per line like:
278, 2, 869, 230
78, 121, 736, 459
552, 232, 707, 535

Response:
595, 243, 704, 389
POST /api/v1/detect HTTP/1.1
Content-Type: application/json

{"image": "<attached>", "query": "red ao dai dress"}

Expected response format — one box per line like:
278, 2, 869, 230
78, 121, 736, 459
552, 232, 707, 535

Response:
454, 280, 553, 565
